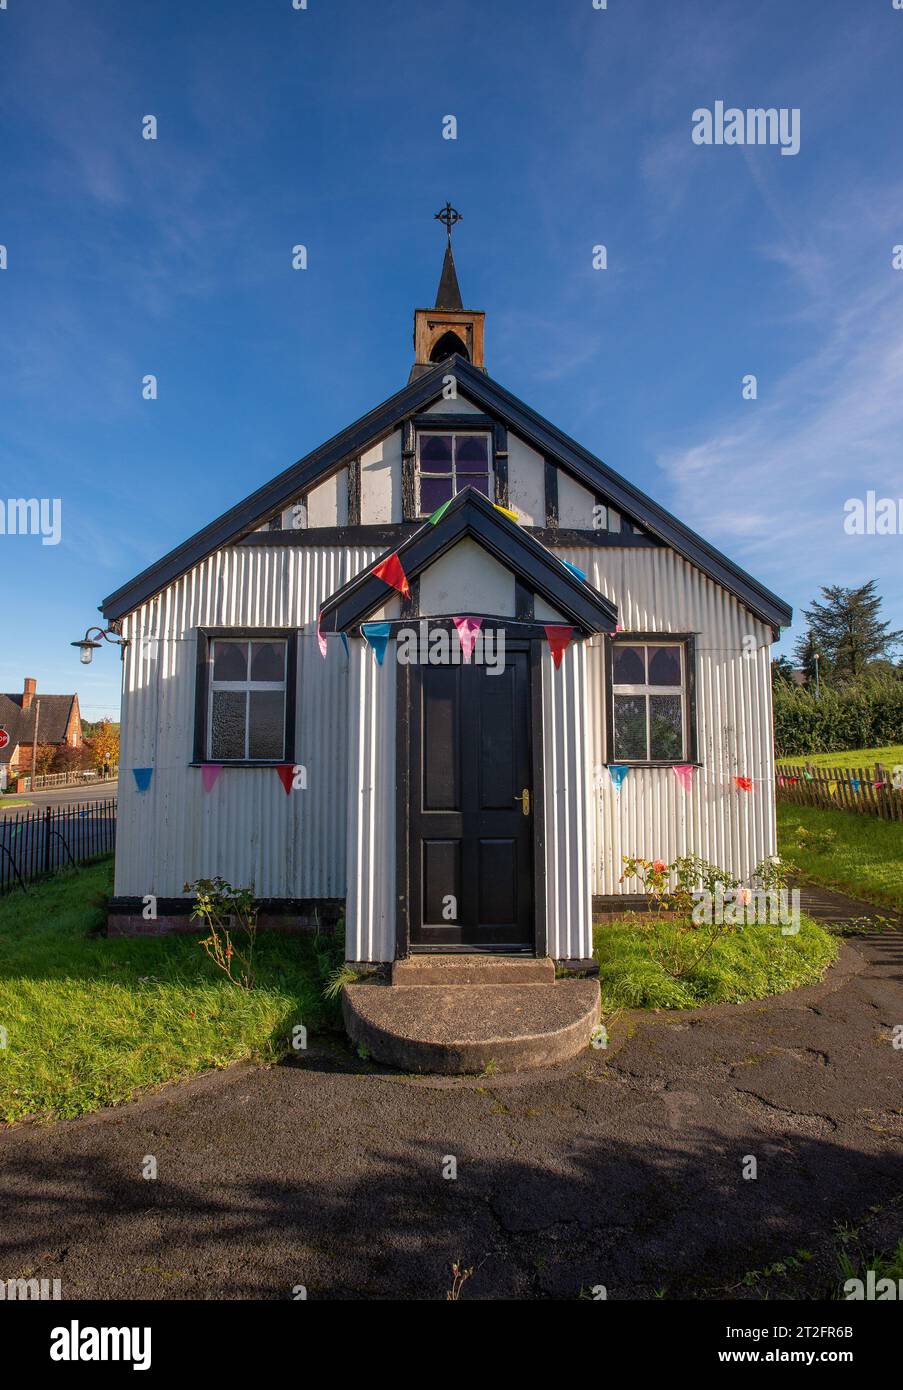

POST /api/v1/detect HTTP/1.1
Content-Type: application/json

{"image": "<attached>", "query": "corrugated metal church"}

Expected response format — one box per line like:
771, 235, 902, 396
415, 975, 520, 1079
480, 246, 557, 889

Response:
101, 216, 791, 1064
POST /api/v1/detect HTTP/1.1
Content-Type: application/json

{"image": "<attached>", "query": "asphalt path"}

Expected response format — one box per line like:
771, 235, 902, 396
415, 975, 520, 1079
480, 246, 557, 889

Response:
1, 921, 901, 1301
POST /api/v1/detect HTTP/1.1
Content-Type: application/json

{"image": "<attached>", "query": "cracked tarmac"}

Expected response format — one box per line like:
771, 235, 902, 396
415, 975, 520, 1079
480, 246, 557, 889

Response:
1, 930, 901, 1300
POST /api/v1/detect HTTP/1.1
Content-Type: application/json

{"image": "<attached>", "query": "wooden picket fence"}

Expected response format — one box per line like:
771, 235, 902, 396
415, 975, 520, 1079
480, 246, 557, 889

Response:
777, 761, 903, 822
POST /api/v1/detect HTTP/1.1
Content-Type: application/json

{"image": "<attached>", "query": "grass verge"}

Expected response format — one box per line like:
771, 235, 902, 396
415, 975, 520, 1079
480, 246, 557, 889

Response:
593, 912, 837, 1010
777, 802, 903, 911
776, 745, 903, 771
0, 860, 342, 1124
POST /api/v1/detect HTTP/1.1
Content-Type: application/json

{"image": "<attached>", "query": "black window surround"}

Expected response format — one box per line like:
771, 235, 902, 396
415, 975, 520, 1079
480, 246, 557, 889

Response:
605, 632, 699, 767
193, 628, 298, 766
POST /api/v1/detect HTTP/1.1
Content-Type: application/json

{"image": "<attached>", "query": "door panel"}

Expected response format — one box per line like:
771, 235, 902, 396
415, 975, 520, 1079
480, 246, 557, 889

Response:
410, 641, 534, 947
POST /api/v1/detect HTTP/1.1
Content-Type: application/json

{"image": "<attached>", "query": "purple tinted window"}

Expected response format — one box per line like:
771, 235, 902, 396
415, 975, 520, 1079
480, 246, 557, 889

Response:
420, 476, 453, 513
420, 434, 453, 467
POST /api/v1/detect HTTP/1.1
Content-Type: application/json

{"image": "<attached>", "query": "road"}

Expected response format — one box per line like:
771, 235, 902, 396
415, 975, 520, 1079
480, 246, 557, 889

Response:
0, 780, 118, 814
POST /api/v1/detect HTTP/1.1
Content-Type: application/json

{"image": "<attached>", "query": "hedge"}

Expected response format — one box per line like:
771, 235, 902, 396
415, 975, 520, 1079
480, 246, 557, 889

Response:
773, 677, 903, 756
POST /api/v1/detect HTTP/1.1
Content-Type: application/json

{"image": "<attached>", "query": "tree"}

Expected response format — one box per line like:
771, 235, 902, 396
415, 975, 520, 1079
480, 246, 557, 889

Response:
88, 719, 119, 774
792, 630, 823, 685
31, 743, 56, 776
771, 655, 796, 684
796, 581, 902, 682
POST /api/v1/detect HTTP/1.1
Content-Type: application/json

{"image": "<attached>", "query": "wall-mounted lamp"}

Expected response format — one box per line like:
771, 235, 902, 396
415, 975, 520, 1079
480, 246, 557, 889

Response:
71, 626, 128, 665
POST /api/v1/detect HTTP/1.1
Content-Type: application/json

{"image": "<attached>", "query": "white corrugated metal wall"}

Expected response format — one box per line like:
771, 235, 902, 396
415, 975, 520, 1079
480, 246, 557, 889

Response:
541, 640, 594, 959
344, 637, 396, 962
114, 537, 777, 953
560, 544, 776, 894
116, 545, 384, 899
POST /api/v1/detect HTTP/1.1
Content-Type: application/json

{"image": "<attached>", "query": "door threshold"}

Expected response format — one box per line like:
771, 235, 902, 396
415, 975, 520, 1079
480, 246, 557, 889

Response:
409, 944, 535, 956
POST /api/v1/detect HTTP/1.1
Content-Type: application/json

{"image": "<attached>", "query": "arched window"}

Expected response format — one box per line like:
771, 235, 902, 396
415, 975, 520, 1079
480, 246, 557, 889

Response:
429, 330, 469, 364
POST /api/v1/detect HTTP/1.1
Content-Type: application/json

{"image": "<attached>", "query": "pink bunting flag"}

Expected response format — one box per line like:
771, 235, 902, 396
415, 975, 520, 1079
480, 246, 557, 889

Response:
777, 775, 785, 787
317, 617, 327, 659
201, 764, 222, 793
544, 624, 574, 669
672, 764, 695, 791
452, 616, 483, 663
734, 776, 753, 792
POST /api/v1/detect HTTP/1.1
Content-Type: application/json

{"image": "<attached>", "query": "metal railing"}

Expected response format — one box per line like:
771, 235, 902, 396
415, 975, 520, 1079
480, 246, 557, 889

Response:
0, 799, 117, 894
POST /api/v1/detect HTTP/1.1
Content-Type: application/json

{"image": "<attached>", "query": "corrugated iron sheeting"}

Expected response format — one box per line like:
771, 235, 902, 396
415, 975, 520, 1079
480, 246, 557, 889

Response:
344, 636, 396, 962
560, 545, 776, 894
116, 545, 384, 899
541, 641, 593, 960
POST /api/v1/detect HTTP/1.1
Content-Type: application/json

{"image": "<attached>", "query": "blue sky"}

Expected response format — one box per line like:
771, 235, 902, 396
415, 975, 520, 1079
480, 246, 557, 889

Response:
1, 0, 901, 721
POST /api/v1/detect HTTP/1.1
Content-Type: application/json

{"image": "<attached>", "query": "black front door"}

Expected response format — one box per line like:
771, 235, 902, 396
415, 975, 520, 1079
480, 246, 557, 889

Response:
409, 640, 534, 948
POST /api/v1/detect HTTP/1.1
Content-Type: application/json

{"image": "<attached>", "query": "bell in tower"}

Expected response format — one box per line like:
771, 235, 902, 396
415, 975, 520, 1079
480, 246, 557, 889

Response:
410, 204, 485, 380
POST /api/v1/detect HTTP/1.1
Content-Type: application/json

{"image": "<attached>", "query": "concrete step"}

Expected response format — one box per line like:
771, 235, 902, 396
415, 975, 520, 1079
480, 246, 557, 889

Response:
342, 979, 601, 1075
391, 954, 555, 986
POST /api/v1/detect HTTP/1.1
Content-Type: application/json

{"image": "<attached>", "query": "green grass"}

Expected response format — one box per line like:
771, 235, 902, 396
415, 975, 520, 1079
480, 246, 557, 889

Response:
777, 802, 903, 911
593, 911, 837, 1010
0, 861, 342, 1124
777, 745, 903, 771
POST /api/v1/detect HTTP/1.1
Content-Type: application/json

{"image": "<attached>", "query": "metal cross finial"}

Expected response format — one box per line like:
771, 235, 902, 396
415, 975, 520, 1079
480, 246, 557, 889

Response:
435, 202, 462, 242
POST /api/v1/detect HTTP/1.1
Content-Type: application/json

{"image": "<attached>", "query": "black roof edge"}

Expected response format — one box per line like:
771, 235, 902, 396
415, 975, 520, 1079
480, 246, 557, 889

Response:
100, 363, 458, 621
445, 361, 792, 630
102, 354, 792, 630
318, 486, 619, 635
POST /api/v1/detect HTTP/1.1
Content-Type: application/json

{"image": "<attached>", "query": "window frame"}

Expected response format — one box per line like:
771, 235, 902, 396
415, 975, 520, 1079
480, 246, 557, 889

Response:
605, 633, 698, 766
415, 428, 494, 517
193, 628, 297, 766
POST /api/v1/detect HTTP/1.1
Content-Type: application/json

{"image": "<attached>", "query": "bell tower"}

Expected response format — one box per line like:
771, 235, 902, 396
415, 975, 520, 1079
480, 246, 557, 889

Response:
410, 203, 485, 380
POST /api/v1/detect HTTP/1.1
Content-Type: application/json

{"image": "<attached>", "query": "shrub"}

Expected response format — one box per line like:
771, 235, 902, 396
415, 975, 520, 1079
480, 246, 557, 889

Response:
773, 675, 903, 756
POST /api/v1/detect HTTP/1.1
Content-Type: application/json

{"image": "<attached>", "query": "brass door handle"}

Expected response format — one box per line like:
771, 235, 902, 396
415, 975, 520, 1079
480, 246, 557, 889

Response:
515, 788, 531, 816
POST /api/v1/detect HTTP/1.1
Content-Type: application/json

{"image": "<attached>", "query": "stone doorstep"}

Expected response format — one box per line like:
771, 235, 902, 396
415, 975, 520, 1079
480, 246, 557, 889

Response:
342, 978, 601, 1075
391, 954, 555, 986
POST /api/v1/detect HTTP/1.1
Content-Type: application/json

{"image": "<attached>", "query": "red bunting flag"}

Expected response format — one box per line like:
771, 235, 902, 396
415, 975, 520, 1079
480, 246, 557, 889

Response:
734, 776, 753, 792
372, 552, 410, 597
544, 625, 574, 669
276, 765, 296, 795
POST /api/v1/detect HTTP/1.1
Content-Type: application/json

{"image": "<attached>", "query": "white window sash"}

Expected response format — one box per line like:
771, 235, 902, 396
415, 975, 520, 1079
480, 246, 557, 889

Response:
416, 431, 492, 513
612, 642, 687, 761
207, 639, 287, 761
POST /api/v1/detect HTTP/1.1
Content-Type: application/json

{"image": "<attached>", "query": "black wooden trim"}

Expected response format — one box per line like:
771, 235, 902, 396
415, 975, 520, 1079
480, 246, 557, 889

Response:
193, 626, 298, 766
398, 639, 543, 958
347, 457, 361, 527
605, 631, 699, 766
108, 895, 344, 919
515, 579, 534, 621
356, 615, 570, 641
530, 639, 547, 960
412, 412, 496, 430
238, 524, 660, 549
394, 658, 412, 960
685, 633, 699, 765
193, 630, 210, 764
493, 422, 509, 509
240, 524, 421, 548
544, 461, 559, 528
529, 527, 658, 548
401, 418, 416, 522
102, 354, 792, 629
400, 574, 419, 621
319, 489, 619, 635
